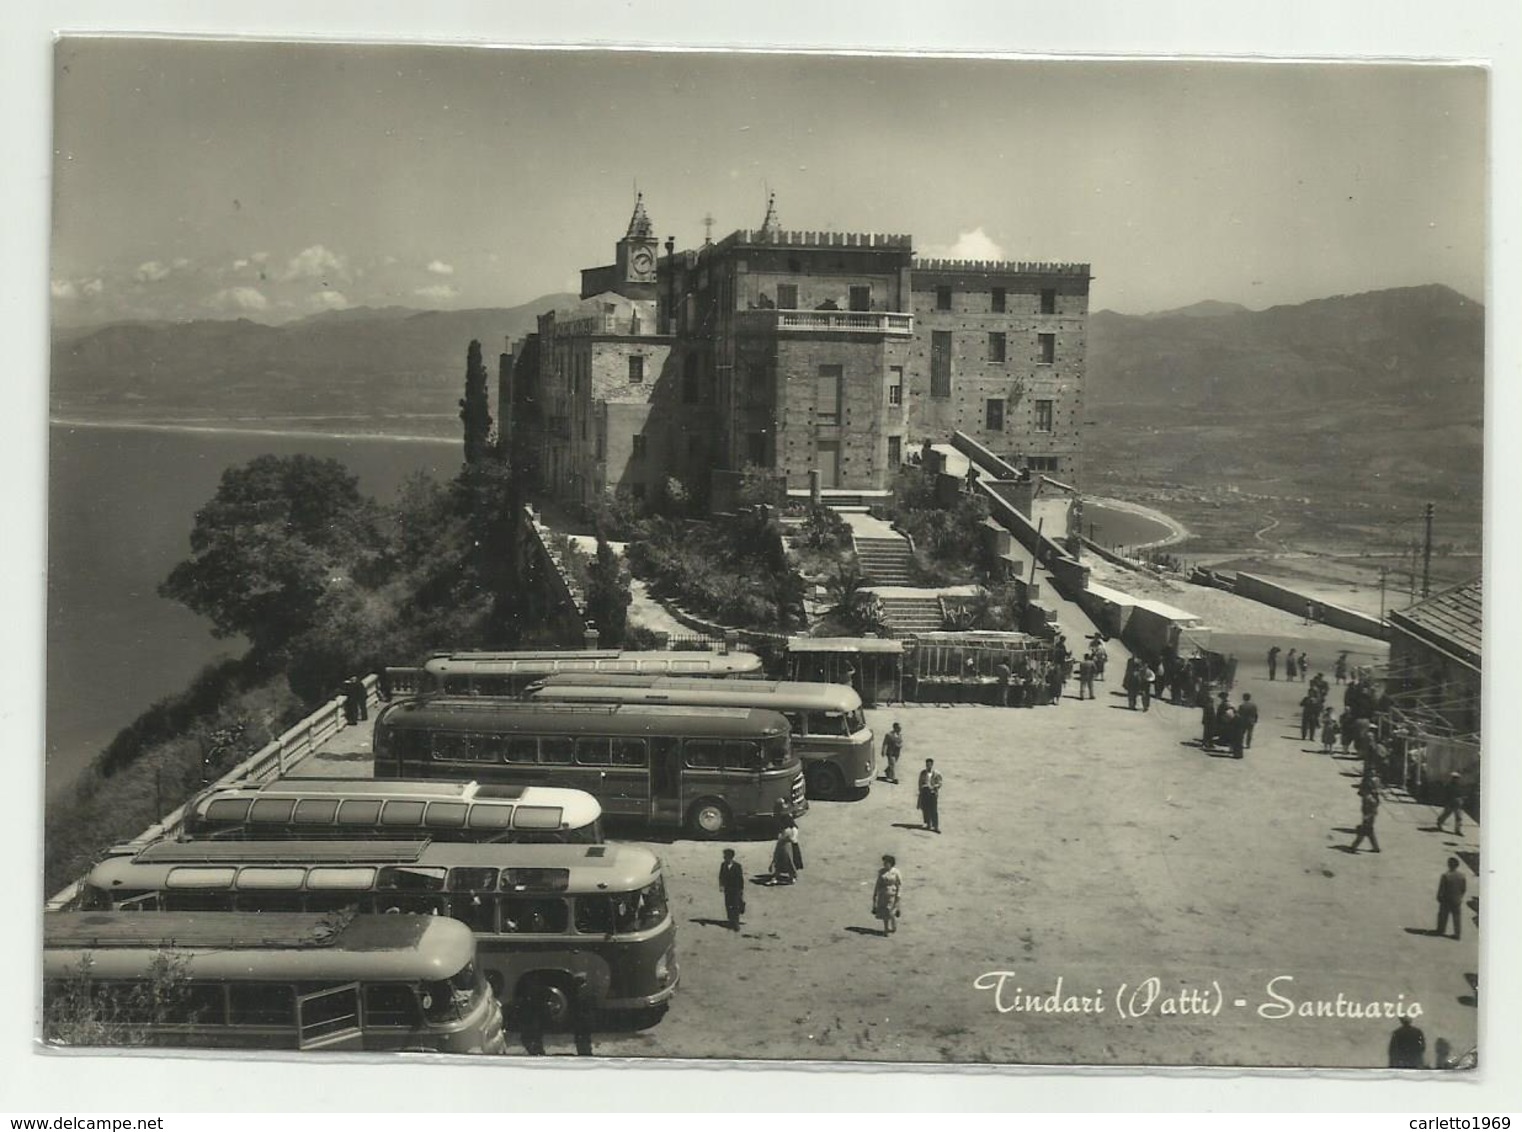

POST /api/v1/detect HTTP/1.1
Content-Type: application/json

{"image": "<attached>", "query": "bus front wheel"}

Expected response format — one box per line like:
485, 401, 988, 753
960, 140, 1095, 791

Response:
805, 762, 845, 800
687, 798, 731, 838
518, 973, 574, 1028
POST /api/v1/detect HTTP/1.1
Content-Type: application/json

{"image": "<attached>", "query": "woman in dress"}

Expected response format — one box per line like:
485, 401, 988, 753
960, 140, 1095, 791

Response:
771, 820, 800, 885
872, 854, 902, 935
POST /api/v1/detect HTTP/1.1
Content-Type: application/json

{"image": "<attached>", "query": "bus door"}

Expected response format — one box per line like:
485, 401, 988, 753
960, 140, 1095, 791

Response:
296, 983, 364, 1050
648, 737, 684, 827
595, 736, 650, 819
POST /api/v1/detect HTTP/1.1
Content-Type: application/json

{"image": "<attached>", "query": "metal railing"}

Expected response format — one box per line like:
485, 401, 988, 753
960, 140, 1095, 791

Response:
773, 310, 914, 335
44, 675, 379, 911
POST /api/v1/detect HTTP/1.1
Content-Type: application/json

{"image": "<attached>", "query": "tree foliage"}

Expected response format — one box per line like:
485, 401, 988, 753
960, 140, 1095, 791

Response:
44, 952, 196, 1048
158, 455, 384, 654
460, 339, 493, 465
586, 535, 632, 647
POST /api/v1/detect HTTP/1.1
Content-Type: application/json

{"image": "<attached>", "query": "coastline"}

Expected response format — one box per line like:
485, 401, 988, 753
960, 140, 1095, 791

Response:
49, 416, 459, 446
1087, 495, 1192, 550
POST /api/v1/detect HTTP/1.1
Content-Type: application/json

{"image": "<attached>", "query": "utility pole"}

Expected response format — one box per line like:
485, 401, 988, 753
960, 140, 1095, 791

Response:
1379, 566, 1388, 621
1422, 501, 1434, 598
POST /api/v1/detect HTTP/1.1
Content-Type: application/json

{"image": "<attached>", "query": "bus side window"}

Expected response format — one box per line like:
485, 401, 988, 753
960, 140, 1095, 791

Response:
502, 898, 568, 934
477, 677, 512, 696
784, 711, 805, 736
431, 734, 472, 763
684, 740, 723, 770
613, 738, 647, 767
166, 983, 228, 1026
162, 891, 233, 913
575, 737, 611, 766
228, 984, 295, 1027
364, 984, 421, 1028
805, 711, 844, 737
573, 896, 615, 935
540, 737, 575, 766
443, 676, 471, 694
723, 741, 762, 772
505, 738, 539, 764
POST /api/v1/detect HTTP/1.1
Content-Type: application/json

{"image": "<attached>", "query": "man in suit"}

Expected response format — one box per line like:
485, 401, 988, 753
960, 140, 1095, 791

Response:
719, 848, 747, 931
917, 758, 943, 833
1238, 693, 1259, 750
1435, 857, 1468, 940
1435, 773, 1468, 835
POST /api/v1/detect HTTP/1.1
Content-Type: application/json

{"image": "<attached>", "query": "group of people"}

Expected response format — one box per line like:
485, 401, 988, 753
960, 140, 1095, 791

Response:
1266, 645, 1311, 682
719, 734, 940, 938
1199, 689, 1259, 757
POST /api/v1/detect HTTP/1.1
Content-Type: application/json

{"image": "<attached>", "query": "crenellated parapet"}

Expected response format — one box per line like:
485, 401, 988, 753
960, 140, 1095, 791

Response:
913, 257, 1091, 276
721, 229, 915, 251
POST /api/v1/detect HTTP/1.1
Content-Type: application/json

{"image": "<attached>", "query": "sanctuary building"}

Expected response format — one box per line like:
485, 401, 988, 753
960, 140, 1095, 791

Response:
502, 195, 1091, 509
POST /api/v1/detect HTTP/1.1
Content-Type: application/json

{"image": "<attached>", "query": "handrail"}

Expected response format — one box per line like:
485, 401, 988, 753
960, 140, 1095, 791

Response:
44, 675, 379, 911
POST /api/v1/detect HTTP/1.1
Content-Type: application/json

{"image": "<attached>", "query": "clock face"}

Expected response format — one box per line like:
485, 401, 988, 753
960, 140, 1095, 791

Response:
630, 246, 655, 278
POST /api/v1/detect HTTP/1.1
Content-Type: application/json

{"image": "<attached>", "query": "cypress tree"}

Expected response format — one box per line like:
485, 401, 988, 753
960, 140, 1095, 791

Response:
460, 339, 493, 465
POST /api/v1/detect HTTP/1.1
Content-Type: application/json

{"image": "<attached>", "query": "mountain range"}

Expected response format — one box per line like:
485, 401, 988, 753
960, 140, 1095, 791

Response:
50, 284, 1483, 429
1085, 284, 1483, 415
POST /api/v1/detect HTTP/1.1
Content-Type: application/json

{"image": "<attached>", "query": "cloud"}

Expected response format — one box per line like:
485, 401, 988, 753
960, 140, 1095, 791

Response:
82, 278, 104, 296
251, 251, 269, 264
51, 280, 78, 300
209, 286, 269, 312
172, 257, 191, 269
413, 284, 459, 302
135, 260, 173, 283
426, 259, 455, 276
920, 227, 1008, 262
307, 289, 350, 311
232, 258, 249, 270
281, 244, 348, 282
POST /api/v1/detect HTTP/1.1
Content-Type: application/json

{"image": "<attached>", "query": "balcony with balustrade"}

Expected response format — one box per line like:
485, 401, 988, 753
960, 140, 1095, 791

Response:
741, 309, 915, 336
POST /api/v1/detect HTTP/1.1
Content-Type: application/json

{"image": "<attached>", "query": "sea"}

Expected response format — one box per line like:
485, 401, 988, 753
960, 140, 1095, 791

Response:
46, 421, 459, 798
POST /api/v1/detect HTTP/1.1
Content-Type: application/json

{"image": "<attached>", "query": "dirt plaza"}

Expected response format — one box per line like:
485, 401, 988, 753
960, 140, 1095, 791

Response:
579, 674, 1479, 1069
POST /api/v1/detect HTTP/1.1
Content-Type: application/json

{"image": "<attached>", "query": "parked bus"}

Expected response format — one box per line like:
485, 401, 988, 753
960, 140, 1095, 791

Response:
401, 649, 765, 698
182, 780, 603, 844
81, 839, 678, 1029
527, 676, 874, 800
43, 910, 506, 1054
373, 699, 807, 837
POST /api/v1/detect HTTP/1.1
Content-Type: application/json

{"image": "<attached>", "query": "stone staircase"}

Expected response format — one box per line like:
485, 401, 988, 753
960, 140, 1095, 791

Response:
875, 594, 945, 637
853, 535, 916, 586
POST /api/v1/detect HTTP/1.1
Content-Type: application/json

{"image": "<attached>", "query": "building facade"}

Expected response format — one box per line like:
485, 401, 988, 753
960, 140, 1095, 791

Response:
507, 196, 1090, 509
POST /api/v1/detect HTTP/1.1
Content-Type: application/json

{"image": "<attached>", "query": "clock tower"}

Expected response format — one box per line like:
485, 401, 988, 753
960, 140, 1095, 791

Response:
615, 193, 659, 291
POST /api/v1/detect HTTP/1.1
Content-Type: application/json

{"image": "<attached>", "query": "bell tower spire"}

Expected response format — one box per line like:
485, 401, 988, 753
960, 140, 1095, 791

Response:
759, 191, 782, 238
615, 192, 659, 292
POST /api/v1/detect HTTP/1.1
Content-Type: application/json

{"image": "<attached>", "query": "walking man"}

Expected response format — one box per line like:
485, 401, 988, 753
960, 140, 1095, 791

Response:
1388, 1016, 1427, 1069
917, 758, 943, 833
1267, 645, 1281, 681
994, 658, 1012, 706
1349, 787, 1382, 853
1077, 652, 1096, 700
1434, 772, 1467, 835
1300, 690, 1320, 742
1238, 693, 1259, 750
1435, 857, 1468, 939
881, 722, 903, 784
719, 848, 746, 931
1139, 661, 1154, 711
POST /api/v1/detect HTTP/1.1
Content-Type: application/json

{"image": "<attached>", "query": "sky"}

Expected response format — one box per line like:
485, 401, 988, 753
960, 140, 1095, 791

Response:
49, 41, 1487, 325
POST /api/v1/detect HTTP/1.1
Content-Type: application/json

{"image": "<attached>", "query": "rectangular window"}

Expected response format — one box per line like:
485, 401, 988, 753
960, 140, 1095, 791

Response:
849, 285, 871, 312
1038, 333, 1056, 364
776, 283, 798, 310
631, 434, 647, 459
1040, 288, 1057, 314
746, 432, 767, 468
992, 287, 1006, 313
628, 355, 645, 383
1027, 456, 1059, 472
986, 398, 1005, 432
816, 365, 843, 426
935, 285, 952, 311
888, 365, 903, 406
887, 435, 902, 466
1035, 399, 1054, 432
930, 331, 952, 398
988, 332, 1006, 363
